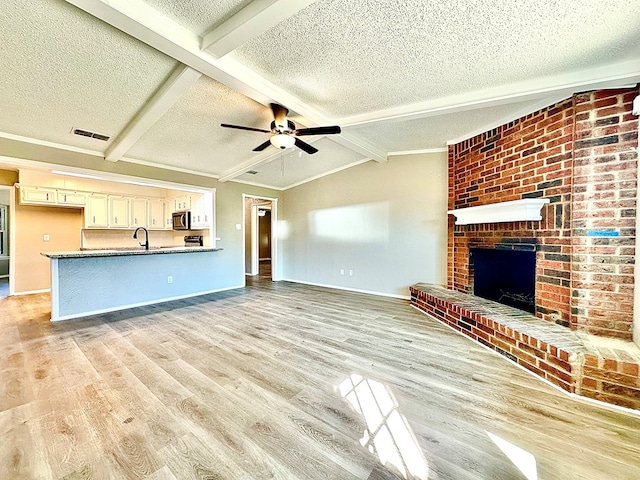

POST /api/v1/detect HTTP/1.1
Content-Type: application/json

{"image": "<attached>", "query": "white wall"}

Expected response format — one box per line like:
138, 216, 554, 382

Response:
281, 152, 448, 298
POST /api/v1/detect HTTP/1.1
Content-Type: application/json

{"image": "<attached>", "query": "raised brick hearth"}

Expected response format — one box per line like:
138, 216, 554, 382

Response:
410, 283, 640, 410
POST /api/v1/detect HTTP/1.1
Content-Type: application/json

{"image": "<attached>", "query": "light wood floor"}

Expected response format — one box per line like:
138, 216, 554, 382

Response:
2, 278, 639, 479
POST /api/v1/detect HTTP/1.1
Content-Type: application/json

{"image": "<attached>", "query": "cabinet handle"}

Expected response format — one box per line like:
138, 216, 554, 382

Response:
134, 218, 137, 225
115, 217, 118, 224
46, 193, 49, 200
152, 219, 155, 225
93, 215, 96, 223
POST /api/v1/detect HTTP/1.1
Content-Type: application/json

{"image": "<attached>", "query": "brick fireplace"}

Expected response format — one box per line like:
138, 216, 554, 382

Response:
411, 85, 640, 410
449, 87, 638, 340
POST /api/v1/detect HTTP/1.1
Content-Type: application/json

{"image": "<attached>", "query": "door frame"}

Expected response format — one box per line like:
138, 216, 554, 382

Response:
243, 194, 279, 281
0, 185, 15, 295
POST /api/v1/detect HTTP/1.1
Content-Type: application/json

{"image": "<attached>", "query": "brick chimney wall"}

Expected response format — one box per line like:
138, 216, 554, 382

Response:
571, 89, 639, 338
448, 86, 638, 340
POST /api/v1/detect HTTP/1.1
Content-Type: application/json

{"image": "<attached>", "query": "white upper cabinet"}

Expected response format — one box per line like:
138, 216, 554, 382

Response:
191, 192, 212, 229
148, 198, 167, 230
85, 194, 109, 228
173, 194, 191, 211
20, 186, 57, 205
130, 198, 148, 229
57, 190, 87, 206
109, 196, 130, 228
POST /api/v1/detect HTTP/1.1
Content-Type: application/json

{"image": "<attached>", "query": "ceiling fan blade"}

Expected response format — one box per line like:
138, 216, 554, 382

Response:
252, 139, 272, 152
221, 123, 271, 133
295, 125, 342, 136
294, 138, 319, 155
270, 103, 289, 129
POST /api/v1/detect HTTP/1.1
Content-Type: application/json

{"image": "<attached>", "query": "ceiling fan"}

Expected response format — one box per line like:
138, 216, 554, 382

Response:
221, 103, 341, 155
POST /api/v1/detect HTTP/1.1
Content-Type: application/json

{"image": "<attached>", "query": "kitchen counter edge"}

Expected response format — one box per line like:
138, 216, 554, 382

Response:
41, 247, 223, 259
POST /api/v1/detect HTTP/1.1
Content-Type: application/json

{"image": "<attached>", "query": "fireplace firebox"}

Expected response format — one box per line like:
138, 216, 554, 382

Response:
470, 247, 536, 313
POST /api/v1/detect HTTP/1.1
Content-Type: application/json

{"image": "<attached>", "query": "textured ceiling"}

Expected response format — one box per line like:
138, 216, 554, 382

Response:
126, 75, 273, 175
234, 137, 365, 189
232, 0, 640, 117
0, 0, 177, 150
143, 0, 252, 35
0, 0, 638, 190
346, 99, 547, 153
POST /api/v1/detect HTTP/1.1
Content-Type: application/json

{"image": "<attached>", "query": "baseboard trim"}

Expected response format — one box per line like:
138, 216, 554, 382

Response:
13, 288, 51, 296
280, 278, 410, 300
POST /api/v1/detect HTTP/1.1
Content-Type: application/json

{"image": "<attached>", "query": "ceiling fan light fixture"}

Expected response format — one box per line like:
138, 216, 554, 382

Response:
270, 134, 295, 149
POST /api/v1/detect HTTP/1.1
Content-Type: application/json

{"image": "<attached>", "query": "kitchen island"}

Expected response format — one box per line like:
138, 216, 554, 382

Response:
42, 247, 224, 321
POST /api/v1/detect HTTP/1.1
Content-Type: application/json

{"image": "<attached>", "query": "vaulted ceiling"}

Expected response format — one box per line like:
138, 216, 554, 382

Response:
1, 0, 639, 189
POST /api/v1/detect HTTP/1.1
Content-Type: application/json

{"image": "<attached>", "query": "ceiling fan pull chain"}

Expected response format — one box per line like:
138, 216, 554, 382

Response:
281, 151, 285, 177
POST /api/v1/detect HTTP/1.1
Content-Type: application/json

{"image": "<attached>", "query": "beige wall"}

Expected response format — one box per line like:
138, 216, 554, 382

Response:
0, 169, 18, 186
14, 203, 83, 292
281, 152, 448, 297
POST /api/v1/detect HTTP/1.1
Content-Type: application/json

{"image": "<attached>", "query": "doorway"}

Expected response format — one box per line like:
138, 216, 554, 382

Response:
0, 185, 13, 298
243, 194, 278, 281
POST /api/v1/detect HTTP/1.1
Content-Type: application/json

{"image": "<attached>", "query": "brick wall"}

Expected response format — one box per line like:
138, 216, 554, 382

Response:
571, 89, 639, 338
448, 86, 638, 340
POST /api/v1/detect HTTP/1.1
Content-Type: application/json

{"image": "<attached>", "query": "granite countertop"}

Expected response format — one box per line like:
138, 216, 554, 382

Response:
41, 246, 222, 259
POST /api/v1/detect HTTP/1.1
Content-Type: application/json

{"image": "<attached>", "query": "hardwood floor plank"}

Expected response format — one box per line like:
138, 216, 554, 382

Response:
2, 281, 640, 479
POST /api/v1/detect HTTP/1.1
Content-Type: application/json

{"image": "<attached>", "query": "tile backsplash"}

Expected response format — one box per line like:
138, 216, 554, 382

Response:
81, 229, 184, 249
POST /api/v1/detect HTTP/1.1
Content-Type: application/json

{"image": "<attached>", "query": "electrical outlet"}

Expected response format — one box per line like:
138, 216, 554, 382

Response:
167, 276, 173, 284
349, 269, 354, 276
340, 269, 345, 275
43, 234, 50, 242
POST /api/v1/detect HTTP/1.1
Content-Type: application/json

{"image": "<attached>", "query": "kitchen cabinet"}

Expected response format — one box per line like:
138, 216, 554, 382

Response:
130, 198, 148, 228
148, 199, 168, 230
109, 196, 130, 228
20, 186, 57, 205
85, 194, 109, 228
57, 190, 87, 206
173, 194, 191, 212
20, 185, 86, 208
190, 193, 211, 229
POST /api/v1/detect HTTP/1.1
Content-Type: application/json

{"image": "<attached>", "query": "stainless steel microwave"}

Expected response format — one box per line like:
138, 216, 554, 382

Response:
172, 210, 191, 230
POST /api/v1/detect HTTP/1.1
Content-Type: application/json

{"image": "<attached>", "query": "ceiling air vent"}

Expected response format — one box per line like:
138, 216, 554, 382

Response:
246, 170, 258, 175
72, 128, 110, 142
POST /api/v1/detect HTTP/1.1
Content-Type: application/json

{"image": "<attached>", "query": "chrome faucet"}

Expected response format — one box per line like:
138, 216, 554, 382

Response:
133, 227, 149, 250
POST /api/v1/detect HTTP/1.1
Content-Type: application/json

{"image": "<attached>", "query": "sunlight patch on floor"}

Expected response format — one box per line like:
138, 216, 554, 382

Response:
486, 431, 537, 480
339, 373, 428, 479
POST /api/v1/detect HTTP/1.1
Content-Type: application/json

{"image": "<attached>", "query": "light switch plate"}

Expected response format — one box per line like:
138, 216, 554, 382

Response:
43, 234, 50, 242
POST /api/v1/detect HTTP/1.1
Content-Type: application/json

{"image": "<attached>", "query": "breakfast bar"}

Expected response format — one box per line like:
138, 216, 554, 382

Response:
42, 247, 223, 321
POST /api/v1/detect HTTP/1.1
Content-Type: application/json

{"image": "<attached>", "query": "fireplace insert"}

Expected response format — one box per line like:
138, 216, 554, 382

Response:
470, 247, 536, 313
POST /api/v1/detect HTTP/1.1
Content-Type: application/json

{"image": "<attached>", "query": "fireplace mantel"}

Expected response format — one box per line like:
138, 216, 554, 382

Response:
448, 198, 550, 225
